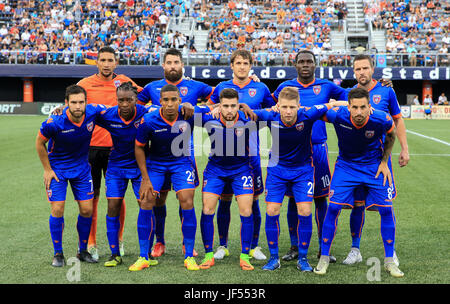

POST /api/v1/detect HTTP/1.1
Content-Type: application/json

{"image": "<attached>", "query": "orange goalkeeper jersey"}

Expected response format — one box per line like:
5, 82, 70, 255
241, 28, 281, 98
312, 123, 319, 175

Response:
77, 74, 143, 147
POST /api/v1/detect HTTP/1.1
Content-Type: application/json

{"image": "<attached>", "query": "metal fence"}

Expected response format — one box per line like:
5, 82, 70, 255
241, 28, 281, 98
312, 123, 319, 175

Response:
0, 50, 448, 67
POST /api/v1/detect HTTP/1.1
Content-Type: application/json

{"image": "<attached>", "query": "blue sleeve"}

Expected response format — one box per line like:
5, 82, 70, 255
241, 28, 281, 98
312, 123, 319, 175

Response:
388, 88, 402, 117
39, 117, 58, 140
135, 116, 152, 145
137, 84, 152, 104
253, 109, 275, 121
198, 81, 214, 100
325, 106, 340, 123
272, 83, 285, 102
209, 82, 222, 104
261, 84, 277, 108
302, 104, 329, 121
329, 82, 349, 100
383, 112, 395, 133
194, 105, 212, 114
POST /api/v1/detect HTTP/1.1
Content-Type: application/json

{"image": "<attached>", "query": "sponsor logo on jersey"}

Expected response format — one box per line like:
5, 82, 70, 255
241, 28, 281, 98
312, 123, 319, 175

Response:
365, 130, 375, 138
313, 85, 321, 95
87, 122, 94, 132
61, 129, 75, 133
180, 87, 188, 96
373, 95, 381, 104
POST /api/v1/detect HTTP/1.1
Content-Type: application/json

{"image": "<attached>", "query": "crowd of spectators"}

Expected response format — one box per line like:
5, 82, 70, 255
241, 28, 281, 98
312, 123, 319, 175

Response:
204, 0, 348, 66
364, 0, 449, 66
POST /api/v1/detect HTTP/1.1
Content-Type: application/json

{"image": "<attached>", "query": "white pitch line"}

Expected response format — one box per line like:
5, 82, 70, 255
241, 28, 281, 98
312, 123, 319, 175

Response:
406, 130, 450, 147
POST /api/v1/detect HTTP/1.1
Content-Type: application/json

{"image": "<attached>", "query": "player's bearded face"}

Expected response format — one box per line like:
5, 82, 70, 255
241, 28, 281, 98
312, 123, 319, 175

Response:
278, 98, 299, 125
353, 59, 374, 86
163, 55, 184, 83
66, 93, 86, 119
117, 90, 136, 119
220, 98, 239, 122
349, 97, 371, 126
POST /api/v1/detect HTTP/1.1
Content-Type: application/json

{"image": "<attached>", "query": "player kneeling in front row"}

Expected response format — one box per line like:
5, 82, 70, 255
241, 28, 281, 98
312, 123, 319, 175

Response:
36, 85, 106, 267
252, 87, 347, 271
314, 87, 404, 278
198, 88, 257, 271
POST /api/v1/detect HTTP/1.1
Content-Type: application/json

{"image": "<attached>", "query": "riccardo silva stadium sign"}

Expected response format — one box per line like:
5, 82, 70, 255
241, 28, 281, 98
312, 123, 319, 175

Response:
0, 65, 449, 80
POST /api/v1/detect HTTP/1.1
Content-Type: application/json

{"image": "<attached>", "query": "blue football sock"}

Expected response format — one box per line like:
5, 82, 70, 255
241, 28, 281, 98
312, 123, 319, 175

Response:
49, 215, 64, 255
265, 213, 280, 258
137, 208, 153, 259
251, 200, 261, 249
314, 197, 328, 245
287, 197, 299, 247
181, 208, 197, 259
200, 212, 215, 254
320, 203, 342, 256
77, 214, 92, 252
153, 205, 166, 245
148, 211, 156, 254
216, 199, 232, 247
379, 206, 396, 258
350, 205, 365, 249
297, 214, 313, 258
240, 214, 254, 254
106, 215, 120, 255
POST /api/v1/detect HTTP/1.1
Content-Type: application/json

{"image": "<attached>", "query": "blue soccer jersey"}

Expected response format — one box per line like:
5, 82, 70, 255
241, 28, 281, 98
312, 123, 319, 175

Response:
272, 78, 348, 144
137, 78, 213, 106
200, 110, 255, 172
254, 104, 331, 168
39, 104, 106, 171
324, 106, 395, 164
209, 79, 276, 110
95, 104, 154, 170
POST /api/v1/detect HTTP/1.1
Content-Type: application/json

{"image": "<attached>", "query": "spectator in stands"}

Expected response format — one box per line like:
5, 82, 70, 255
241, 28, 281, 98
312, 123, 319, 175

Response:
412, 95, 420, 105
407, 43, 418, 66
437, 93, 448, 105
424, 94, 434, 106
438, 43, 449, 66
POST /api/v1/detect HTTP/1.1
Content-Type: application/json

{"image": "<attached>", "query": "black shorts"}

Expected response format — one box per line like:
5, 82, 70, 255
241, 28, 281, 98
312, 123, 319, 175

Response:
88, 147, 111, 190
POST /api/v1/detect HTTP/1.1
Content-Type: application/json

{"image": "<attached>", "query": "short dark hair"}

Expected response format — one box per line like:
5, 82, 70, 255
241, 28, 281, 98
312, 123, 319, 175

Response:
230, 49, 253, 65
160, 84, 180, 96
65, 84, 87, 101
219, 88, 239, 103
117, 81, 138, 96
98, 46, 116, 58
348, 87, 370, 104
163, 48, 183, 63
353, 54, 374, 68
295, 49, 316, 64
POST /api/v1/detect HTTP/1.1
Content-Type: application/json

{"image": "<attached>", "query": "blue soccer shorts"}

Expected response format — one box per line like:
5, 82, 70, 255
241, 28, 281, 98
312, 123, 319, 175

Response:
329, 159, 395, 210
148, 161, 197, 195
265, 163, 314, 204
46, 164, 94, 202
202, 163, 254, 197
351, 155, 396, 210
285, 143, 330, 199
221, 156, 263, 197
160, 154, 199, 192
105, 166, 141, 200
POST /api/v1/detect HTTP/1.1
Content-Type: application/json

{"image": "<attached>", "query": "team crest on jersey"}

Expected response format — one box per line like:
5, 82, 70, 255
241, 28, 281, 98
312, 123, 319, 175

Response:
47, 189, 52, 198
295, 122, 304, 131
373, 95, 381, 104
180, 87, 188, 96
87, 121, 94, 132
313, 85, 321, 95
203, 180, 207, 188
365, 130, 375, 138
248, 88, 257, 97
329, 189, 334, 199
178, 122, 188, 133
114, 80, 121, 88
235, 128, 244, 137
134, 120, 140, 128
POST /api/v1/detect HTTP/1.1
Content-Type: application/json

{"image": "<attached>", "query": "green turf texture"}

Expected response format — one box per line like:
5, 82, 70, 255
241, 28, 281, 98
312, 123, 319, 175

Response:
0, 116, 449, 284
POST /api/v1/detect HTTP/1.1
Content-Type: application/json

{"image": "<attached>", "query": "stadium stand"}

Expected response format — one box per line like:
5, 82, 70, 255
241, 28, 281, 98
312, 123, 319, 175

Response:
0, 0, 447, 66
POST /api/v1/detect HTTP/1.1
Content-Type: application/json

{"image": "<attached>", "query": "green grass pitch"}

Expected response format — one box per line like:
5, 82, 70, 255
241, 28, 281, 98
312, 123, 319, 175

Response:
0, 116, 449, 284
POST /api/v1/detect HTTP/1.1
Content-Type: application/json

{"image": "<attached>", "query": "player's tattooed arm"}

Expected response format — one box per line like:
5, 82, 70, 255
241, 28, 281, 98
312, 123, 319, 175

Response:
375, 128, 396, 187
378, 78, 393, 88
